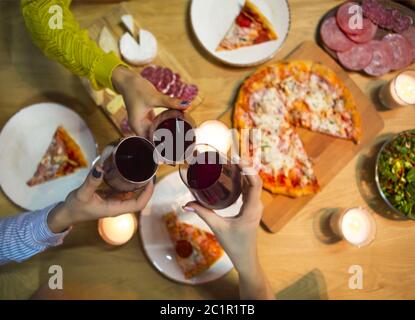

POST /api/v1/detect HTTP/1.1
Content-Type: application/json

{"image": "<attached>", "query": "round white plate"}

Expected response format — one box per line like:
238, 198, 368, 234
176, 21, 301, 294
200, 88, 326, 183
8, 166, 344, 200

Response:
0, 103, 97, 211
190, 0, 291, 66
140, 170, 242, 285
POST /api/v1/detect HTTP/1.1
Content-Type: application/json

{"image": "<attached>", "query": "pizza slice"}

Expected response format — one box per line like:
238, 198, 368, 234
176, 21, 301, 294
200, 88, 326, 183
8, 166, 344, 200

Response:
216, 0, 278, 51
27, 126, 88, 187
284, 62, 362, 143
164, 212, 224, 279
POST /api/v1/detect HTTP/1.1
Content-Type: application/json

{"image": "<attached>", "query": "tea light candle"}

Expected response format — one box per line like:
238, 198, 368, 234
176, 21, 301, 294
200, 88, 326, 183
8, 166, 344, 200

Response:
98, 213, 138, 246
379, 70, 415, 109
196, 120, 232, 154
330, 207, 376, 247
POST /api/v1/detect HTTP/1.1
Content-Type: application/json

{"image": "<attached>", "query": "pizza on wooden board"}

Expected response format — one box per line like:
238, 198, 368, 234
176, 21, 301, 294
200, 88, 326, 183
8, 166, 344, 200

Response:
234, 60, 362, 197
27, 126, 88, 187
164, 212, 224, 279
216, 0, 278, 51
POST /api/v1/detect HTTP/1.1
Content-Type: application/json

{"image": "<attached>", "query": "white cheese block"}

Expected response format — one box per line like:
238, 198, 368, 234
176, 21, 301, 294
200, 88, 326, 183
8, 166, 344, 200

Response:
119, 30, 158, 66
121, 14, 135, 36
98, 26, 119, 56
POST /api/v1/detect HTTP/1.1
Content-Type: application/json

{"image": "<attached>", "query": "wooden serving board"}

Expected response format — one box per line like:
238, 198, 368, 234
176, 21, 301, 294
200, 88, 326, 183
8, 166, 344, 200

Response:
219, 41, 384, 233
83, 4, 203, 136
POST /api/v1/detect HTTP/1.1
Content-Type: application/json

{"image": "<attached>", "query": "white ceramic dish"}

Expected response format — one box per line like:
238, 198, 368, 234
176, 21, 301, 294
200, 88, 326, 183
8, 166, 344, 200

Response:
139, 170, 241, 285
0, 102, 97, 211
190, 0, 290, 66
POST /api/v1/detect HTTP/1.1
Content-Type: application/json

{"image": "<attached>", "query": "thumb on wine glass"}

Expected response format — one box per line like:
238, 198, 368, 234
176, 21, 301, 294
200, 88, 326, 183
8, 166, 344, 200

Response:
182, 202, 222, 229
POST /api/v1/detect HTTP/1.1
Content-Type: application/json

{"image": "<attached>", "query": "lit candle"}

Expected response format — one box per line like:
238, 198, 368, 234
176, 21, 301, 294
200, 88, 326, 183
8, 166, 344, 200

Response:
98, 213, 138, 246
330, 207, 376, 247
379, 70, 415, 109
196, 120, 232, 154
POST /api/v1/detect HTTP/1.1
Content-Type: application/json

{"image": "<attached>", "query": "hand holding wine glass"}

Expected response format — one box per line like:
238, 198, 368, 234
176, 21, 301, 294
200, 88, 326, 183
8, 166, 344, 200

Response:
47, 165, 155, 234
182, 163, 274, 300
111, 66, 191, 137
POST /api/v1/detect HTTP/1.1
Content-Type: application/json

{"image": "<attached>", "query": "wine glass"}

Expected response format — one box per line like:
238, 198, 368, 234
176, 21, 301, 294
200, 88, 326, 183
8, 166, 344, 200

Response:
179, 144, 242, 210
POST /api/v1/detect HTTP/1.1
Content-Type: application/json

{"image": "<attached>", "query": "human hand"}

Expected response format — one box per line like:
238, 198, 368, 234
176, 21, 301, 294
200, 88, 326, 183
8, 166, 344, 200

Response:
111, 66, 190, 137
182, 164, 264, 274
47, 166, 154, 233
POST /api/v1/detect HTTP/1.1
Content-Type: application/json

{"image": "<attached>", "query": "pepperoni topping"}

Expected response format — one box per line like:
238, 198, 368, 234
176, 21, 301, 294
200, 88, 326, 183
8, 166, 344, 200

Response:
337, 2, 364, 35
320, 17, 354, 52
337, 42, 373, 71
175, 240, 193, 258
236, 12, 252, 28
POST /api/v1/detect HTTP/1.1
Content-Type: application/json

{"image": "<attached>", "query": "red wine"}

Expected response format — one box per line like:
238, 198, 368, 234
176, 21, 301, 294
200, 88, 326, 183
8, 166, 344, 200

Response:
154, 118, 195, 162
115, 138, 157, 182
186, 151, 242, 209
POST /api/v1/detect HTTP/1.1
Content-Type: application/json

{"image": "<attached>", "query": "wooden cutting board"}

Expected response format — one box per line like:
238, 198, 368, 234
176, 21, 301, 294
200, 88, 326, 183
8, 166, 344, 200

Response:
83, 4, 203, 136
219, 41, 384, 233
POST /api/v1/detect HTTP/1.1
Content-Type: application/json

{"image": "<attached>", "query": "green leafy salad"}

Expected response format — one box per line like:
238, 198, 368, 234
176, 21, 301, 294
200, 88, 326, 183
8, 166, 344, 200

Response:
378, 130, 415, 218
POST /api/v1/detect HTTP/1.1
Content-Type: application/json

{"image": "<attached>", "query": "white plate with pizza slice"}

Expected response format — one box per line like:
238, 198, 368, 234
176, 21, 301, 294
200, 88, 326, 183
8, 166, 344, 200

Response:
0, 102, 97, 211
139, 171, 236, 285
190, 0, 290, 66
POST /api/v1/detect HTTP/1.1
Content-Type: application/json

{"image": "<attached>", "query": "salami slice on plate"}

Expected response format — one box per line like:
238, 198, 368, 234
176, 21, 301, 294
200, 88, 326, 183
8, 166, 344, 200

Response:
337, 2, 364, 35
320, 16, 354, 52
347, 18, 377, 43
401, 26, 415, 61
382, 34, 413, 70
363, 40, 394, 76
337, 43, 373, 71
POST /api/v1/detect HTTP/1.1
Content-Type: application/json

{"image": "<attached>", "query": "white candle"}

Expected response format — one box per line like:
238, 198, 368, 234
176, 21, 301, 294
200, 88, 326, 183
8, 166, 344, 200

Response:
394, 72, 415, 105
379, 70, 415, 109
331, 207, 376, 247
98, 213, 138, 246
196, 120, 232, 154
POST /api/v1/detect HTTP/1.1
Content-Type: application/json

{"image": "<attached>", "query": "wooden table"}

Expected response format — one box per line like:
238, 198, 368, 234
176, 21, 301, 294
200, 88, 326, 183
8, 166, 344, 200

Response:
1, 0, 415, 300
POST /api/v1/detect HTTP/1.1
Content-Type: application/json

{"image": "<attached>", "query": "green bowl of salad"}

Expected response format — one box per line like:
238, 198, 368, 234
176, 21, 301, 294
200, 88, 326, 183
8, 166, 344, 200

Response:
375, 130, 415, 219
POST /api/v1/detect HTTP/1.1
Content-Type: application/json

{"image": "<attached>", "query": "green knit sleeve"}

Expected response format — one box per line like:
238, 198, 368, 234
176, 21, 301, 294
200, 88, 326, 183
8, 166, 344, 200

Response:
21, 0, 126, 91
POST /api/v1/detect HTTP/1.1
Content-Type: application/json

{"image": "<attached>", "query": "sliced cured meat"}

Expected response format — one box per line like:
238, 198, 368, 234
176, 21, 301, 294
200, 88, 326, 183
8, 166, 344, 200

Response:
320, 17, 354, 52
156, 68, 175, 93
401, 26, 415, 61
382, 34, 413, 70
180, 84, 198, 101
141, 65, 157, 78
141, 65, 198, 101
363, 40, 394, 76
337, 2, 364, 35
362, 0, 413, 33
337, 43, 373, 71
347, 18, 377, 43
166, 80, 181, 97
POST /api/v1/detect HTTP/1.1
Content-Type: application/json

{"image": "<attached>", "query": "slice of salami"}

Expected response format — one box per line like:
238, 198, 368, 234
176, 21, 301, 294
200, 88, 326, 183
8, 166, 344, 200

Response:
180, 84, 198, 101
347, 18, 377, 43
320, 16, 354, 52
140, 65, 156, 78
156, 68, 174, 93
337, 42, 373, 71
176, 82, 187, 98
337, 2, 364, 35
401, 26, 415, 61
362, 0, 413, 33
166, 80, 180, 97
382, 34, 413, 70
363, 40, 394, 76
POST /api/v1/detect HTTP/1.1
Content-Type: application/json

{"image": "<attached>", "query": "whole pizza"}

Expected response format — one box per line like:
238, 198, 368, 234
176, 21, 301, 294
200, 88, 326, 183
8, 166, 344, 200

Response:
234, 60, 362, 197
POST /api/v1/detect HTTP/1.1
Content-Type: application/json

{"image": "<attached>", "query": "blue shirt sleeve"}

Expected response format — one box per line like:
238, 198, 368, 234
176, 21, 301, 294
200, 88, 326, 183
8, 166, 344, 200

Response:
0, 203, 70, 265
